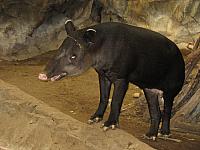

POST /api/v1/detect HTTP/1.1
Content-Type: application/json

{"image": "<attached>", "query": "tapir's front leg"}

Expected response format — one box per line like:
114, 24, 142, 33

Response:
88, 74, 112, 124
102, 79, 128, 131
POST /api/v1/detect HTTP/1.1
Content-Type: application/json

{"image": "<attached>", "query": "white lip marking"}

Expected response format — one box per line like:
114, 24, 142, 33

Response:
51, 75, 61, 81
87, 29, 96, 32
50, 73, 67, 81
65, 19, 72, 24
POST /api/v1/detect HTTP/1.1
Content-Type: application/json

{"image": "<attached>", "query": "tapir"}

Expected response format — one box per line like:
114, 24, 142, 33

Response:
39, 20, 185, 140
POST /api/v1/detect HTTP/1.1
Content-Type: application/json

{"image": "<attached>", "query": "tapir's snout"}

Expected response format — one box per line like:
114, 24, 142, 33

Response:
38, 73, 48, 81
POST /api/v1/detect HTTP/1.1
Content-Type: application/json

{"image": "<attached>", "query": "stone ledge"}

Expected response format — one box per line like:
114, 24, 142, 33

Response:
0, 79, 154, 150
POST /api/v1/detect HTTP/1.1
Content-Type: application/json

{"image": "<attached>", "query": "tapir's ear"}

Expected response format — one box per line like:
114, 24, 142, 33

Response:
65, 20, 76, 36
83, 29, 97, 45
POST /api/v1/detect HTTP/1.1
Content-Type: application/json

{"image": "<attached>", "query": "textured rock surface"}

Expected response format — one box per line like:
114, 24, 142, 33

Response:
172, 88, 200, 134
101, 0, 200, 42
0, 79, 154, 150
0, 0, 92, 60
0, 0, 199, 60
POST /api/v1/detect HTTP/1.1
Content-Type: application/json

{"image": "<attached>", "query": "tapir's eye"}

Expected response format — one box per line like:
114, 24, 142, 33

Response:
70, 54, 77, 60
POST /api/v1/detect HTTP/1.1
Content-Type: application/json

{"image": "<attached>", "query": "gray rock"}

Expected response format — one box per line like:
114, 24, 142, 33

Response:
0, 0, 92, 61
0, 0, 199, 60
105, 0, 200, 43
0, 79, 154, 150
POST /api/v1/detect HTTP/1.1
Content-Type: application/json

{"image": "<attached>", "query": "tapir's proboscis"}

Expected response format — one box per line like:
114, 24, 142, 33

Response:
39, 21, 185, 141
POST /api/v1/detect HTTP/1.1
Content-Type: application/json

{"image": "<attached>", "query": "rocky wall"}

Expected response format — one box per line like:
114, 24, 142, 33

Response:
0, 0, 199, 60
0, 0, 92, 60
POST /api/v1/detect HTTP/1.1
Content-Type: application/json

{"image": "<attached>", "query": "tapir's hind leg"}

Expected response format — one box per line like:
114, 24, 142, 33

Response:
160, 93, 174, 136
143, 88, 162, 140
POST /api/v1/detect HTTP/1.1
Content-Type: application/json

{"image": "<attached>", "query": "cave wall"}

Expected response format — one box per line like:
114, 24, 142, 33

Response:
0, 0, 92, 60
0, 0, 199, 60
100, 0, 200, 42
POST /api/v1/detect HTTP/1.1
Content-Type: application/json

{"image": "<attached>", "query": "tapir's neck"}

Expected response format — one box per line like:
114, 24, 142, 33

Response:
91, 48, 112, 72
88, 37, 105, 70
84, 31, 112, 71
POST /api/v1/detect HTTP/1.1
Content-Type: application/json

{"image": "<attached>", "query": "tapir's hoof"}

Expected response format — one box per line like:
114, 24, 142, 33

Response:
101, 123, 119, 131
87, 117, 102, 124
158, 133, 172, 139
143, 134, 157, 141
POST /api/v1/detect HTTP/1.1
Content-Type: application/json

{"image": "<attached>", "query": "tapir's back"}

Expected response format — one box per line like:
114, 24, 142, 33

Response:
93, 22, 185, 93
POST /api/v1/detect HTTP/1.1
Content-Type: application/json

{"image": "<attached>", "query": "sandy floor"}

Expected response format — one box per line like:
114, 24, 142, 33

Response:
0, 51, 199, 150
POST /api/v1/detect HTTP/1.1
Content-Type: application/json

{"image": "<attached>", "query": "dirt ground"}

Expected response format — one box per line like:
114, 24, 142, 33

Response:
0, 51, 199, 150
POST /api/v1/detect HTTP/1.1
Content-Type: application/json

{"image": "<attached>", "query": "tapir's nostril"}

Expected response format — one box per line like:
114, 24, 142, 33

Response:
38, 73, 48, 81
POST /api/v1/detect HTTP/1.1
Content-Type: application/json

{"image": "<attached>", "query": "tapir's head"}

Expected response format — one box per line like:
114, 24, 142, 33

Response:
39, 20, 97, 81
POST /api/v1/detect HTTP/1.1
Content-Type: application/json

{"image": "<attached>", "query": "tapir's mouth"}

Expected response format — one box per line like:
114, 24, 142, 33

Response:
38, 72, 67, 81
